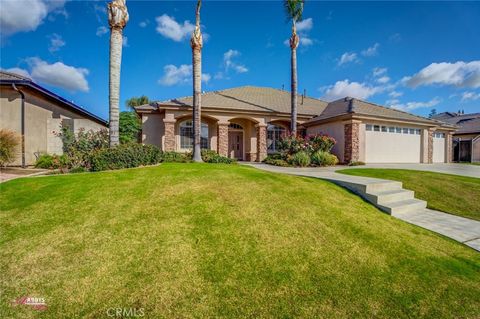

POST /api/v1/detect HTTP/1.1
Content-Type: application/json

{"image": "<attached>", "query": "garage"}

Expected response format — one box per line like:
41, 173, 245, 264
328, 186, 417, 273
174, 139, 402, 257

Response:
365, 124, 421, 163
433, 132, 446, 163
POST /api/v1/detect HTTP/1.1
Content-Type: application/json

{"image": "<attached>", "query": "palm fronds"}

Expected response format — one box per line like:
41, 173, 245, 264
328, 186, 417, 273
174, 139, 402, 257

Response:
284, 0, 304, 23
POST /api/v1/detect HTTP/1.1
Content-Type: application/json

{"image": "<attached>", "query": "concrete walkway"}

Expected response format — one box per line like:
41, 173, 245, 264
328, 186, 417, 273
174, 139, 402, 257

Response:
245, 163, 480, 252
339, 163, 480, 178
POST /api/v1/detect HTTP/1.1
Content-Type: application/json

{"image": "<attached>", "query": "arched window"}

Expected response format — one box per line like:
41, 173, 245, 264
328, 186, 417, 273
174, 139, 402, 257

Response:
179, 120, 209, 149
267, 124, 286, 153
228, 123, 243, 130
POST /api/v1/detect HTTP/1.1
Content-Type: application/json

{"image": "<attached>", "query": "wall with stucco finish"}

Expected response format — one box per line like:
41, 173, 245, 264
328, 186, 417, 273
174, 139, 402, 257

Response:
306, 121, 345, 163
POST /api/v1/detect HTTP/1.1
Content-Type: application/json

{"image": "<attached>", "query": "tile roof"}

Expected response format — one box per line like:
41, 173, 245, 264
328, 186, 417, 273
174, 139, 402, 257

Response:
0, 70, 31, 81
433, 112, 480, 134
136, 86, 454, 128
307, 97, 447, 126
153, 86, 329, 116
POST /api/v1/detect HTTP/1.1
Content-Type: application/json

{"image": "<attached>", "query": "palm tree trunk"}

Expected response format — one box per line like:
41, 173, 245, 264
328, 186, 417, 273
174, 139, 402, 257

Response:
191, 0, 203, 162
290, 22, 299, 135
192, 46, 202, 162
291, 46, 298, 135
109, 27, 123, 147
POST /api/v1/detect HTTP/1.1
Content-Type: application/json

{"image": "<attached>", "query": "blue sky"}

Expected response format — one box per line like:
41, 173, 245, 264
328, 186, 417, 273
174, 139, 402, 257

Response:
1, 0, 479, 121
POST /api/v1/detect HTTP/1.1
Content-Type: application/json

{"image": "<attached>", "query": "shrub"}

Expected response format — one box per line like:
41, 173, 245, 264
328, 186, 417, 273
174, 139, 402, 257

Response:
278, 133, 336, 155
0, 129, 21, 167
290, 151, 311, 167
264, 158, 289, 167
201, 150, 236, 164
348, 161, 365, 166
162, 151, 192, 163
308, 134, 336, 153
89, 143, 162, 171
119, 111, 141, 144
311, 151, 338, 167
35, 154, 70, 171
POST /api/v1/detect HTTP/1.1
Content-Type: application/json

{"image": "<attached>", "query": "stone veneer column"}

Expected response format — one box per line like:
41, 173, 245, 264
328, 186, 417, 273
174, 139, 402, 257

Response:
163, 119, 176, 151
256, 124, 267, 162
427, 129, 434, 164
344, 120, 360, 164
217, 122, 229, 157
446, 132, 453, 163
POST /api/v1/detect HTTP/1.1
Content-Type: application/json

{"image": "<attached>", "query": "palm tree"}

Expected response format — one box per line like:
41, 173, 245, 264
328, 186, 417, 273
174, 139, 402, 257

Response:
126, 95, 150, 110
284, 0, 304, 135
107, 0, 129, 147
191, 0, 203, 162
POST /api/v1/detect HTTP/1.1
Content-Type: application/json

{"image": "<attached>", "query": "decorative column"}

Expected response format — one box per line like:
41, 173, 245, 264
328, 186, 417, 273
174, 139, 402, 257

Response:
427, 129, 434, 164
256, 124, 267, 162
344, 120, 360, 164
217, 122, 229, 157
446, 132, 453, 163
163, 119, 176, 151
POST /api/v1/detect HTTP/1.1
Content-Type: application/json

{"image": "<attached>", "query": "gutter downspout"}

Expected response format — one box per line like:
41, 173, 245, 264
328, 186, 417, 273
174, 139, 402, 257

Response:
12, 84, 26, 168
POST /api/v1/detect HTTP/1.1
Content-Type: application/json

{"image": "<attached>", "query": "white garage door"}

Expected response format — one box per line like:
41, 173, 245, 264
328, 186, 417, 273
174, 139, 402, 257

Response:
365, 125, 421, 163
433, 133, 446, 163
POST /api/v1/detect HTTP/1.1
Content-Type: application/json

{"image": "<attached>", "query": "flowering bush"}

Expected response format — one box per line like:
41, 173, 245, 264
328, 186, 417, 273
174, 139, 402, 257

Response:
278, 133, 336, 155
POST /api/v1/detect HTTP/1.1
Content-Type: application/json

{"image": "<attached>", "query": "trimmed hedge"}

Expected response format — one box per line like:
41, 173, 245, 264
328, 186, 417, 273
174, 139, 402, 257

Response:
89, 144, 162, 171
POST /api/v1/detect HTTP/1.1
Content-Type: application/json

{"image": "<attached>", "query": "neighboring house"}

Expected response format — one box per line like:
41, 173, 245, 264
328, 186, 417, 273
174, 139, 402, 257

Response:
0, 71, 107, 166
432, 112, 480, 162
135, 86, 456, 164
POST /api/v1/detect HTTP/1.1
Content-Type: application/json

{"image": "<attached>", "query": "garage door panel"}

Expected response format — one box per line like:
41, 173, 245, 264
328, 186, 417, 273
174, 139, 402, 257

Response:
366, 131, 421, 163
433, 137, 445, 163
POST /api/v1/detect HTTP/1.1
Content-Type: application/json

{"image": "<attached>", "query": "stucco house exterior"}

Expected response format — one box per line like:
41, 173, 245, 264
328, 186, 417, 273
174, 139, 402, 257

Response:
0, 71, 107, 166
432, 112, 480, 162
135, 86, 456, 164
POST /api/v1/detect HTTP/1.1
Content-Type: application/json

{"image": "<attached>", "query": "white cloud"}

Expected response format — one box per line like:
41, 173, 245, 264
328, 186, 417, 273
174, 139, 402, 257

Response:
296, 18, 313, 32
372, 67, 387, 77
26, 57, 89, 92
123, 36, 128, 47
0, 0, 66, 36
139, 19, 149, 28
461, 91, 480, 102
2, 67, 31, 79
48, 33, 65, 53
155, 14, 195, 42
223, 49, 248, 74
338, 52, 358, 66
321, 79, 381, 101
376, 76, 390, 84
389, 91, 403, 98
158, 64, 210, 86
388, 97, 441, 111
300, 36, 313, 46
403, 61, 480, 88
361, 43, 380, 57
96, 26, 108, 37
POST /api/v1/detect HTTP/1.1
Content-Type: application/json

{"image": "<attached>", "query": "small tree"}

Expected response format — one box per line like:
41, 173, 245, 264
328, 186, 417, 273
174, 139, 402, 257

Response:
120, 111, 141, 144
126, 95, 150, 110
429, 108, 437, 118
0, 129, 21, 167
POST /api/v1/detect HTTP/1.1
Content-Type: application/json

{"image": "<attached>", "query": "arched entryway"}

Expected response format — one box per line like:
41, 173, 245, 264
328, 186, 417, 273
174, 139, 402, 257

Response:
228, 122, 244, 160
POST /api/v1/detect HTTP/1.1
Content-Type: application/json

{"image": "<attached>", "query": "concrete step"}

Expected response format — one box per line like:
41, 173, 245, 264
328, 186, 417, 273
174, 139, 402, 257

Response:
379, 198, 427, 215
364, 181, 403, 193
367, 189, 415, 205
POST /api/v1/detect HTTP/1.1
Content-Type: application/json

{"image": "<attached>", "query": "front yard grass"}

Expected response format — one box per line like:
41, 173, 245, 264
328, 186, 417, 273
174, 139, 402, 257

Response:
338, 168, 480, 221
1, 164, 479, 318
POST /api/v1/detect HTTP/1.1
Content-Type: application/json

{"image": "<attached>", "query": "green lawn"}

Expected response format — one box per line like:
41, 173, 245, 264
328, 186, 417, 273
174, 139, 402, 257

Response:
1, 164, 479, 318
338, 168, 480, 221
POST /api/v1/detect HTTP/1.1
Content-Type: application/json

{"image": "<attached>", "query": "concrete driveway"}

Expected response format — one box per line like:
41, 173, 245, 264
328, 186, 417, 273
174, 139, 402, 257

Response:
339, 163, 480, 178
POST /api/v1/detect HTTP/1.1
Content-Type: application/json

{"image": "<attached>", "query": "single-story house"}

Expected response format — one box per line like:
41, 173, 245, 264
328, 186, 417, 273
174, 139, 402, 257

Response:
432, 112, 480, 162
0, 71, 107, 166
135, 86, 456, 164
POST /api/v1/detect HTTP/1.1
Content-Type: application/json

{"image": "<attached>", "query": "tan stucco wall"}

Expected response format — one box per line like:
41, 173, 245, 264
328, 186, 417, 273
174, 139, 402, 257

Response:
306, 121, 345, 163
142, 113, 164, 148
0, 86, 106, 166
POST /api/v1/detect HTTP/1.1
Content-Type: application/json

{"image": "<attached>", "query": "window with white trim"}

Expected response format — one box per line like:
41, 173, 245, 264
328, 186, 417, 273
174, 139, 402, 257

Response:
179, 120, 209, 149
267, 124, 286, 152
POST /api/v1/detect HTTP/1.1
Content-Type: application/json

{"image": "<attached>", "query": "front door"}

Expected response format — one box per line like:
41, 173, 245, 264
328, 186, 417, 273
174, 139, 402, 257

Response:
228, 131, 243, 160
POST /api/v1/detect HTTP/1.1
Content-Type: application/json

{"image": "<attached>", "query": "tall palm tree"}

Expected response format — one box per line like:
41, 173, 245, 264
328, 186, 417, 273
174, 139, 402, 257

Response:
107, 0, 129, 147
284, 0, 304, 135
191, 0, 203, 162
126, 95, 150, 110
